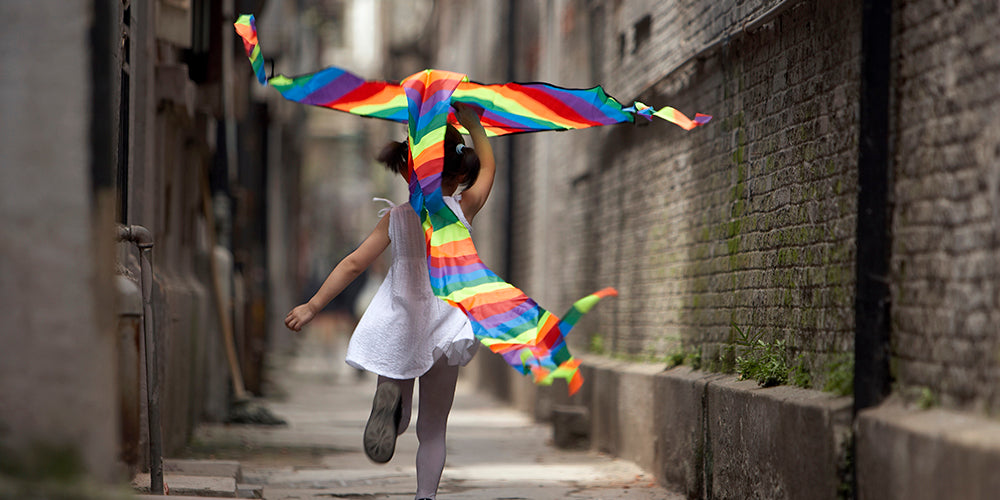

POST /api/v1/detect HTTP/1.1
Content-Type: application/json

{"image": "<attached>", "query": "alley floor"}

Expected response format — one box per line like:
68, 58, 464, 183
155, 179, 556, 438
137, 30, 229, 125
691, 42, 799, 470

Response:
179, 317, 684, 499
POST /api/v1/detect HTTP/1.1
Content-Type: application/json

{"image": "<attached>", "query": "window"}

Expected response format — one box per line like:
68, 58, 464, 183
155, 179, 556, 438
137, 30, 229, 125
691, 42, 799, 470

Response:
633, 15, 651, 54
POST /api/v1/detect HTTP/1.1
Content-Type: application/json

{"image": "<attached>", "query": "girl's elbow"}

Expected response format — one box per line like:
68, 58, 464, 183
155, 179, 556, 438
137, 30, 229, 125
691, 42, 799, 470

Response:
341, 256, 367, 278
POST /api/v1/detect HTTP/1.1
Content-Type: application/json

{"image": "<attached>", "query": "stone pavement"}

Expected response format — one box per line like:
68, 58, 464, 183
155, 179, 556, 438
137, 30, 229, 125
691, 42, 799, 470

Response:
179, 318, 684, 499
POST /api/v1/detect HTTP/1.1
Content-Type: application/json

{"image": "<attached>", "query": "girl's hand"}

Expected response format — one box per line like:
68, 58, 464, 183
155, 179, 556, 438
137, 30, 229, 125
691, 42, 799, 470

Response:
453, 103, 484, 131
284, 303, 317, 332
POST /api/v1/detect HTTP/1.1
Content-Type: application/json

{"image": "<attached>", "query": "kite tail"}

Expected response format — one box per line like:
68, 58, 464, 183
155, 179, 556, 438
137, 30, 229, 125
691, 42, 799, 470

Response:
471, 287, 617, 396
533, 358, 585, 396
625, 102, 712, 130
653, 107, 713, 131
557, 287, 619, 334
234, 15, 268, 85
531, 287, 618, 395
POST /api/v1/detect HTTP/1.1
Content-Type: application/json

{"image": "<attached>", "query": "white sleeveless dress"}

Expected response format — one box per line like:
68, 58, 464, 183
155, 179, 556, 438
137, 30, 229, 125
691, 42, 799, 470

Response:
345, 196, 478, 379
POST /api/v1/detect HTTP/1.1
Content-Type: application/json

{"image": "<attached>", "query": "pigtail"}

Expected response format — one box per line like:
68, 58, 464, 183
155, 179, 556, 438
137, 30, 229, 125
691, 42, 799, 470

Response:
443, 126, 481, 188
456, 146, 481, 188
377, 140, 408, 175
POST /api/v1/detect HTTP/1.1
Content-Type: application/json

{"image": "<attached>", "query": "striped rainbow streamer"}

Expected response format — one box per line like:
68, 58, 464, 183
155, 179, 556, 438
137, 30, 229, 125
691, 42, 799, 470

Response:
233, 15, 709, 136
235, 14, 711, 394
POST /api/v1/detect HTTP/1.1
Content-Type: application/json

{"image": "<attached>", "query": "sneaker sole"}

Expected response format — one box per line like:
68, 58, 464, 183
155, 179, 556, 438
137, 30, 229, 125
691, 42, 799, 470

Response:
364, 383, 401, 463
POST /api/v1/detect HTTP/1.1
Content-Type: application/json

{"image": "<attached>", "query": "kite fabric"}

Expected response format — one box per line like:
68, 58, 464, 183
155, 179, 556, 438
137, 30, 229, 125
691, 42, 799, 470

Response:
235, 14, 710, 394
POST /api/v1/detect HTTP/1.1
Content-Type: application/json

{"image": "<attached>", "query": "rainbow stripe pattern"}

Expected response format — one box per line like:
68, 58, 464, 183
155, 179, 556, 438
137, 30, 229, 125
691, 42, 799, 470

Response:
234, 15, 710, 135
235, 15, 710, 394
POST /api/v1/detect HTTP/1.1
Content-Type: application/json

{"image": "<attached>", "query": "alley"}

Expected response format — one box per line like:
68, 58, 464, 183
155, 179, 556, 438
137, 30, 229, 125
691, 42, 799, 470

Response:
179, 318, 684, 500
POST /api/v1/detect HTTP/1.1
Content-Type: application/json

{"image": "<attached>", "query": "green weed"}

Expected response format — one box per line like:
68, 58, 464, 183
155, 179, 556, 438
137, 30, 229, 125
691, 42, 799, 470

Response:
733, 323, 788, 387
823, 355, 854, 396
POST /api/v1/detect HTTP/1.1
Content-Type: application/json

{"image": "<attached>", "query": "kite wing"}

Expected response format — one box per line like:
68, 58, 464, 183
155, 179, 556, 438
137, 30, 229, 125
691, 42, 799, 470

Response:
234, 14, 709, 133
234, 15, 408, 122
235, 15, 711, 394
451, 81, 711, 135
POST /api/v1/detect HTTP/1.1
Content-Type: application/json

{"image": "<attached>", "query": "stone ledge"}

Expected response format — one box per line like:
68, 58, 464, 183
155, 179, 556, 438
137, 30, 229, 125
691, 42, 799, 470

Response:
857, 404, 1000, 500
566, 356, 853, 499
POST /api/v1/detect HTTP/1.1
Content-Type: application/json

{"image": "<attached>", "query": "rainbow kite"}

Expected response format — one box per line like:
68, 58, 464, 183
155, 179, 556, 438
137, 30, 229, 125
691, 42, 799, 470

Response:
235, 15, 710, 394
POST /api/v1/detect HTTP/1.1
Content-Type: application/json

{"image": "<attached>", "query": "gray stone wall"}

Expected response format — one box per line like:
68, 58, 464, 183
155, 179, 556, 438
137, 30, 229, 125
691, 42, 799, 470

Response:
890, 0, 1000, 413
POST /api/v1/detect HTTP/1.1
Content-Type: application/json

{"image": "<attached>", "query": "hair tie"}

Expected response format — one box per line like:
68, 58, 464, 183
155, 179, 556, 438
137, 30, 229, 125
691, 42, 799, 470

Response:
456, 144, 467, 155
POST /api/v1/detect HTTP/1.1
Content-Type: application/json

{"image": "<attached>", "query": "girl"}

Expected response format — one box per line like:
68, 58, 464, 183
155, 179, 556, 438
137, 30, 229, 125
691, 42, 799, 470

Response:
284, 103, 495, 500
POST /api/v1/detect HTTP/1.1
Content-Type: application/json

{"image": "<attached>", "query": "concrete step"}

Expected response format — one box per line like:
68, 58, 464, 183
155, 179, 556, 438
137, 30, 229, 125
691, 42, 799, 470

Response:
135, 488, 261, 500
132, 458, 246, 497
132, 473, 236, 497
237, 483, 264, 499
136, 493, 261, 500
135, 496, 236, 500
164, 458, 242, 482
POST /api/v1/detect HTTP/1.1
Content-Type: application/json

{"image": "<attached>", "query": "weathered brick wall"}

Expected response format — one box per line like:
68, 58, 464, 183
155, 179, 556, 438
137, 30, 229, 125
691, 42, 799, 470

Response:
504, 0, 860, 389
890, 0, 1000, 413
428, 0, 1000, 415
602, 0, 790, 104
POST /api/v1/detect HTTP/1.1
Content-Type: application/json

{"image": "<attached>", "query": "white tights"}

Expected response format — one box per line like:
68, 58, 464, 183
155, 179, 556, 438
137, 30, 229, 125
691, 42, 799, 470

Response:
376, 357, 459, 500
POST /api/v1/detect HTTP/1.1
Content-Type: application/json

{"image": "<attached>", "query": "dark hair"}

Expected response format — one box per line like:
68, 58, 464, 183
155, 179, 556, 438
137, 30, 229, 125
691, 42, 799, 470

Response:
376, 125, 480, 188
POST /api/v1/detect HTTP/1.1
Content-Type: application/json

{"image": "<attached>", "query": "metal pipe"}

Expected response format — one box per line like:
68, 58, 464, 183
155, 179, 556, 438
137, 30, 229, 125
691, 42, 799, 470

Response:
117, 224, 164, 495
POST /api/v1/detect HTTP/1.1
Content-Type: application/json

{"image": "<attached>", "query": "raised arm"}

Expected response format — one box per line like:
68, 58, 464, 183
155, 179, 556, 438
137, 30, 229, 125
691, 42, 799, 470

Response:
284, 214, 390, 332
454, 104, 496, 222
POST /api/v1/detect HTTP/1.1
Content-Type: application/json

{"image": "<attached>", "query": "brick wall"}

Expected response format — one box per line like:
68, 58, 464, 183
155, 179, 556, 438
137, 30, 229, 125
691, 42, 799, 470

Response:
502, 0, 859, 390
890, 0, 1000, 413
432, 0, 1000, 411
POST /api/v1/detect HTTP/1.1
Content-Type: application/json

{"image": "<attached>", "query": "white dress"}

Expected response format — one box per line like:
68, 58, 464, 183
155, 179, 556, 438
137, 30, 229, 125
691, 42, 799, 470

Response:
345, 196, 478, 379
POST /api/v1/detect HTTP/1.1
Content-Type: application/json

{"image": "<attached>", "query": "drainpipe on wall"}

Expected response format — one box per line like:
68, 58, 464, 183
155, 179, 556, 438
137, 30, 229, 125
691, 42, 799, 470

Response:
854, 0, 892, 415
117, 224, 164, 495
114, 274, 142, 473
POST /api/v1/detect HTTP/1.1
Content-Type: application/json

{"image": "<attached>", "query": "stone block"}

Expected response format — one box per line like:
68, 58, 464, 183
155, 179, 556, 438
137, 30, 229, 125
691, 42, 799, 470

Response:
653, 367, 720, 498
552, 405, 590, 449
857, 404, 1000, 500
615, 363, 664, 471
705, 378, 853, 500
581, 358, 621, 456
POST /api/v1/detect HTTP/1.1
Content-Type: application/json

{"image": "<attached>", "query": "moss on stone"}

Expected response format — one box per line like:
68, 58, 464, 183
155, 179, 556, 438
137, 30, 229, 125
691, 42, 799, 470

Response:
0, 442, 85, 483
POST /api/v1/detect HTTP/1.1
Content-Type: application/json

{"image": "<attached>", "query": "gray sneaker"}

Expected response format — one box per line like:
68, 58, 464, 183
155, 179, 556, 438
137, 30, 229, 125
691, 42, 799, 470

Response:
364, 382, 402, 463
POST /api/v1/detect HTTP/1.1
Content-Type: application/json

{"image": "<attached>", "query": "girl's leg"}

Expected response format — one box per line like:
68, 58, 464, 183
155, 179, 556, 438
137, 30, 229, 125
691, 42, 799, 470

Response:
377, 376, 414, 434
413, 359, 459, 500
